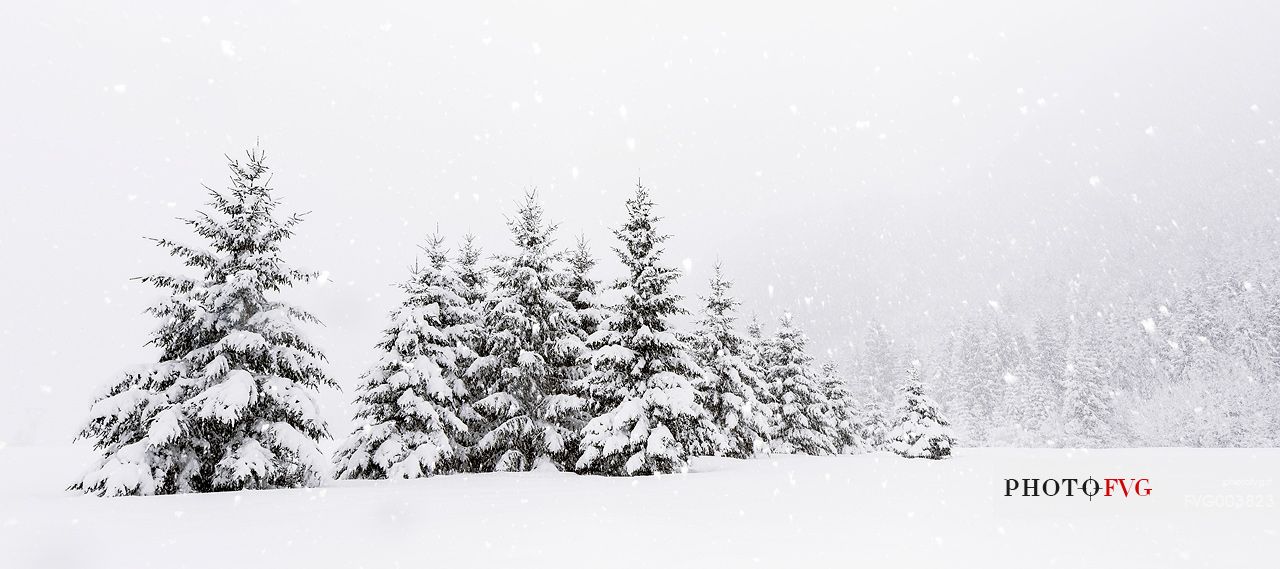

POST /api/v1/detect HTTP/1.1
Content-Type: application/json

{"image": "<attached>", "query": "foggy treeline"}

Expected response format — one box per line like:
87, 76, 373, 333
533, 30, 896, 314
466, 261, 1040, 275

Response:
848, 242, 1280, 448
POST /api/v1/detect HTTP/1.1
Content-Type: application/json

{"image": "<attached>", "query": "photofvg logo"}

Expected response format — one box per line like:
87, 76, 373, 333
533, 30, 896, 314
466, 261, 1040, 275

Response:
1184, 478, 1275, 509
1004, 477, 1152, 501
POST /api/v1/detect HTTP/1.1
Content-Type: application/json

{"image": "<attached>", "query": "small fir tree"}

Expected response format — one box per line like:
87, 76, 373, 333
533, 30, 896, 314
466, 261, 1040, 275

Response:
761, 313, 836, 455
886, 362, 955, 459
332, 234, 477, 479
819, 362, 865, 453
455, 233, 489, 311
562, 235, 606, 344
689, 263, 772, 458
744, 313, 776, 434
858, 401, 889, 451
746, 314, 765, 345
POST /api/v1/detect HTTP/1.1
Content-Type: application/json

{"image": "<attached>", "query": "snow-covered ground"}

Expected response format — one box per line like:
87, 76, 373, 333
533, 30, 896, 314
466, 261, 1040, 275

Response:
1, 446, 1275, 568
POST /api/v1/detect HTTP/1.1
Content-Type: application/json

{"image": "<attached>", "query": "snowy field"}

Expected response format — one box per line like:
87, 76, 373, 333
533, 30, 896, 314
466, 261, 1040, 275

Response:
1, 447, 1275, 568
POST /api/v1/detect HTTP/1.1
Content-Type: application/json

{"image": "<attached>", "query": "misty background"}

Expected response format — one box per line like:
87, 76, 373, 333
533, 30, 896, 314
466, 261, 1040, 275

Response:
2, 1, 1278, 446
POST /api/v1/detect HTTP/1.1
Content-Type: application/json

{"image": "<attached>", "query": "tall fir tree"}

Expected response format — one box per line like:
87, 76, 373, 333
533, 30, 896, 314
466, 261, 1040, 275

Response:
455, 233, 489, 426
1060, 317, 1115, 447
332, 234, 477, 479
577, 183, 724, 475
453, 232, 490, 447
819, 362, 865, 453
944, 318, 1000, 444
1060, 362, 1113, 447
886, 362, 955, 459
689, 263, 773, 458
761, 313, 836, 455
1028, 315, 1066, 438
73, 147, 334, 496
995, 360, 1053, 446
467, 192, 586, 471
859, 320, 896, 403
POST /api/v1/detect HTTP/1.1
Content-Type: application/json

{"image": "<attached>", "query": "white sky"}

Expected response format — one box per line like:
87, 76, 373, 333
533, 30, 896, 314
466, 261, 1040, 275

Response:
3, 1, 1279, 445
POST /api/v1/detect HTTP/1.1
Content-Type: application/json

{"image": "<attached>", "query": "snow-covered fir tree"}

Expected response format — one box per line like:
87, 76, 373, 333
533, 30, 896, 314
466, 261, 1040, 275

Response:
942, 317, 1003, 444
73, 147, 334, 496
760, 313, 836, 455
688, 263, 772, 458
744, 314, 770, 388
1060, 362, 1113, 447
993, 360, 1052, 446
1027, 315, 1066, 440
467, 192, 586, 471
744, 313, 777, 438
332, 233, 477, 479
886, 362, 954, 459
859, 400, 889, 451
819, 362, 865, 453
1060, 317, 1115, 447
577, 183, 724, 475
453, 233, 490, 446
562, 235, 606, 345
455, 233, 489, 311
859, 320, 897, 403
558, 235, 607, 439
746, 314, 764, 344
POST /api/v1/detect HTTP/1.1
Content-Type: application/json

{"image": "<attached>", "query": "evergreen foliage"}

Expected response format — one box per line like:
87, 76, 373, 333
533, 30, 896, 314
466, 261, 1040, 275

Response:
760, 313, 836, 456
73, 147, 334, 496
886, 363, 955, 459
562, 235, 606, 346
333, 234, 477, 479
577, 184, 724, 475
818, 362, 865, 454
689, 264, 772, 458
467, 192, 586, 471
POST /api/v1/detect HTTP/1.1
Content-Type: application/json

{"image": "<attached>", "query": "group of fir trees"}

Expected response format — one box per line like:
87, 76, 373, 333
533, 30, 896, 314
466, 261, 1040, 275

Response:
753, 315, 953, 460
74, 146, 1280, 500
73, 148, 955, 497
